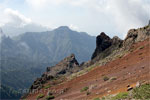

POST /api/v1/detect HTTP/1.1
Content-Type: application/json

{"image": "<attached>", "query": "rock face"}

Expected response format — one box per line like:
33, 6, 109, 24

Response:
92, 25, 150, 61
91, 32, 112, 59
46, 54, 79, 76
123, 25, 150, 48
91, 32, 123, 60
30, 54, 80, 90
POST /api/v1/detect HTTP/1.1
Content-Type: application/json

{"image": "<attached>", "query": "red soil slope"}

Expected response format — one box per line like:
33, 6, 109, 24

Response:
26, 39, 150, 100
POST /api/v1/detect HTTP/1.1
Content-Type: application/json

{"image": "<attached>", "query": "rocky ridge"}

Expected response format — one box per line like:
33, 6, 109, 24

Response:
30, 54, 80, 90
25, 23, 150, 99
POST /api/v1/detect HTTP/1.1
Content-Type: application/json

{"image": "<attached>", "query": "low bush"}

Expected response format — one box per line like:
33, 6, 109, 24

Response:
45, 95, 55, 100
111, 92, 129, 100
93, 97, 100, 100
139, 46, 144, 49
103, 76, 109, 81
80, 86, 89, 92
86, 91, 91, 95
44, 84, 51, 89
37, 93, 44, 99
132, 83, 150, 99
110, 77, 117, 81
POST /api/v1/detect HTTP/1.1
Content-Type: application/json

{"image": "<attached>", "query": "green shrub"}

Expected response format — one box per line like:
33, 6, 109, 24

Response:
37, 93, 44, 99
103, 76, 109, 81
45, 95, 55, 100
132, 83, 150, 99
44, 85, 51, 89
111, 92, 129, 100
139, 46, 144, 49
93, 97, 100, 100
110, 77, 117, 81
80, 86, 89, 92
86, 91, 91, 95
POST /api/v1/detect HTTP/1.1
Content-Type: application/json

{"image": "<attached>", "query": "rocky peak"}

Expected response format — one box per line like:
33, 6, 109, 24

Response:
30, 54, 80, 90
91, 32, 112, 59
91, 32, 123, 61
55, 26, 71, 31
46, 53, 79, 76
123, 25, 150, 48
112, 36, 123, 45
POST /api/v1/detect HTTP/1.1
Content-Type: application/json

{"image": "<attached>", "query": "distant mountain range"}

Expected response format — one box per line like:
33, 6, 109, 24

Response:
0, 26, 95, 99
0, 22, 51, 37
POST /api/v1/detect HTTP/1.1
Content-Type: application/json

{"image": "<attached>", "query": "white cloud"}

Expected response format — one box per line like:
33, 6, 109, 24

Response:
25, 0, 93, 9
25, 0, 150, 38
4, 8, 32, 27
103, 0, 150, 38
1, 0, 149, 38
0, 8, 51, 37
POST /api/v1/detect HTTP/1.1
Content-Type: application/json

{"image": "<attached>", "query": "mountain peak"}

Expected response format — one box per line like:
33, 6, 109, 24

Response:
56, 26, 71, 30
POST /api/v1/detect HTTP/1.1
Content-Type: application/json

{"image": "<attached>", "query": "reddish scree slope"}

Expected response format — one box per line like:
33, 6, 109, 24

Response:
26, 39, 150, 100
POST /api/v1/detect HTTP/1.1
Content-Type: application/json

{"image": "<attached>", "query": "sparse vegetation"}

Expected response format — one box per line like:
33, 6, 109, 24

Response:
44, 84, 51, 89
139, 46, 144, 49
132, 83, 150, 99
111, 92, 129, 100
103, 76, 109, 81
110, 77, 117, 81
86, 91, 91, 95
93, 97, 100, 100
45, 95, 55, 100
99, 83, 150, 100
37, 93, 44, 99
80, 86, 89, 92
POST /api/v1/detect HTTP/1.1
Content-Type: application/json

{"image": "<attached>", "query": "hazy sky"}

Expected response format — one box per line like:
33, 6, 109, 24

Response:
0, 0, 150, 38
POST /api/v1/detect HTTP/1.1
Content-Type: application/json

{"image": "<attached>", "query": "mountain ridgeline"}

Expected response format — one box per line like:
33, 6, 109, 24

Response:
0, 26, 96, 99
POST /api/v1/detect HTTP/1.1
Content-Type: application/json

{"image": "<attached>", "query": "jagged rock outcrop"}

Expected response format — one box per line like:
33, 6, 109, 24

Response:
91, 32, 112, 59
91, 32, 123, 61
30, 54, 80, 90
91, 25, 150, 62
46, 54, 79, 76
123, 25, 150, 48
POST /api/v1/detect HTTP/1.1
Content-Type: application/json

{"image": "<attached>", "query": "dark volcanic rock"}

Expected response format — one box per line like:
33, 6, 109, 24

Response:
91, 32, 123, 60
91, 32, 112, 59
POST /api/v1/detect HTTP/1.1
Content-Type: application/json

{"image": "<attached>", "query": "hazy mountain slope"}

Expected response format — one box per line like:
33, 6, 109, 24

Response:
0, 85, 21, 99
15, 26, 96, 63
0, 26, 95, 99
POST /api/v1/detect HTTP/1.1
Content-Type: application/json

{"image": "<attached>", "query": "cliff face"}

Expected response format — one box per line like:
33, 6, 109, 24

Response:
91, 32, 112, 59
91, 32, 123, 61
